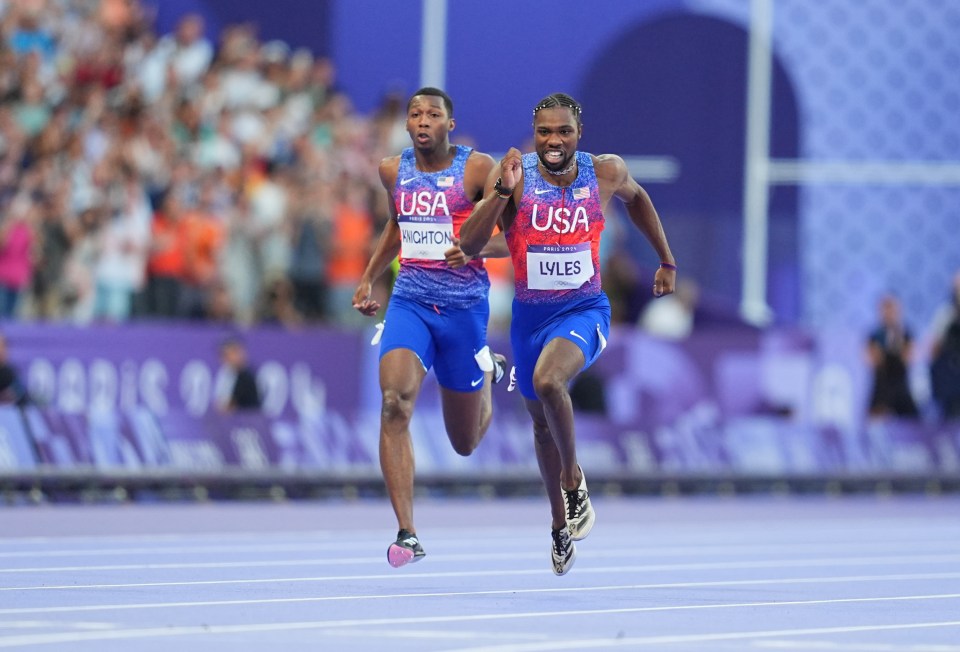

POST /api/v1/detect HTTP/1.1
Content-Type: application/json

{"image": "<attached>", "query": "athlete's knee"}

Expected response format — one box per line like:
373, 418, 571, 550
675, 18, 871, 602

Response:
381, 389, 415, 426
532, 370, 568, 404
449, 433, 479, 457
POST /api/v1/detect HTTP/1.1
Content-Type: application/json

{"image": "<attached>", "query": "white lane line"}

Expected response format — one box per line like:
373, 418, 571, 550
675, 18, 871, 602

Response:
0, 542, 359, 559
327, 629, 552, 642
753, 639, 960, 651
1, 573, 958, 614
3, 554, 960, 593
0, 598, 958, 648
2, 518, 958, 550
440, 620, 960, 651
4, 541, 960, 574
0, 621, 117, 631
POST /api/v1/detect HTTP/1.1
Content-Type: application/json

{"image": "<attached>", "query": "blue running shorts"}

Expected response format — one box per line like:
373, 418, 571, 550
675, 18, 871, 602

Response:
379, 295, 491, 392
510, 293, 611, 400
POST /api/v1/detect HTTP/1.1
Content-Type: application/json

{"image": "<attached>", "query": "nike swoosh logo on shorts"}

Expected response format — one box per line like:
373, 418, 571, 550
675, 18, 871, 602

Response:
570, 330, 588, 344
471, 377, 484, 387
535, 188, 552, 194
400, 177, 416, 185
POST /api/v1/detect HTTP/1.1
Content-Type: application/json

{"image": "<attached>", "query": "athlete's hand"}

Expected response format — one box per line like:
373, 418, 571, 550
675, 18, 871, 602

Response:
444, 237, 471, 268
352, 280, 380, 316
652, 266, 676, 298
500, 148, 523, 190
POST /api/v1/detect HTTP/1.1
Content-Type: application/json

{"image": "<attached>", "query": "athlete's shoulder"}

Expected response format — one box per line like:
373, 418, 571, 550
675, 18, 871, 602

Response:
462, 150, 496, 199
591, 153, 629, 182
378, 154, 402, 186
465, 149, 496, 171
592, 152, 627, 168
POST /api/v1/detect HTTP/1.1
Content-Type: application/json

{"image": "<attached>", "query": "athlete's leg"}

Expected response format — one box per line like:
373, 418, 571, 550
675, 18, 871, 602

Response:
379, 348, 427, 533
433, 300, 503, 455
531, 337, 586, 491
439, 365, 494, 456
525, 397, 566, 530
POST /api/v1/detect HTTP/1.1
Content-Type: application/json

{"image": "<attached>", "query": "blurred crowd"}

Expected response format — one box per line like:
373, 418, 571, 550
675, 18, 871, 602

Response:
0, 0, 412, 327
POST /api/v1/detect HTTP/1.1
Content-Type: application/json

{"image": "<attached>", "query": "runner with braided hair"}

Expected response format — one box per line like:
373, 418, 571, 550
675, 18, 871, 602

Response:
460, 92, 677, 575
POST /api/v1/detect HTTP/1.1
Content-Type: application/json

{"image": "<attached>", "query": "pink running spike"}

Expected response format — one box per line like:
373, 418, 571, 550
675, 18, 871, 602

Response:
388, 544, 415, 568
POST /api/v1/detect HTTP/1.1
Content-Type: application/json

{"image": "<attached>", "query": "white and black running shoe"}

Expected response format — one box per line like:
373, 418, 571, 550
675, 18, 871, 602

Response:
492, 352, 507, 384
387, 529, 425, 568
563, 466, 595, 541
551, 526, 576, 575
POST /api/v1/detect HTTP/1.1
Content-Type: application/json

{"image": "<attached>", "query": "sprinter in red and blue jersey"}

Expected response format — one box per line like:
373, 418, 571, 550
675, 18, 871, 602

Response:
353, 88, 508, 569
461, 93, 678, 575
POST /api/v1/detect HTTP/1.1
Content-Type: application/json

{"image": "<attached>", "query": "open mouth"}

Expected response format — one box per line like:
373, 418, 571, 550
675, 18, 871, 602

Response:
416, 132, 431, 144
543, 150, 565, 164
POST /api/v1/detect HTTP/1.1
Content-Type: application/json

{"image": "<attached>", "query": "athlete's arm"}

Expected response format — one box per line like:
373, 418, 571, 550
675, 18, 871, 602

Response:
445, 230, 509, 268
353, 157, 403, 316
596, 153, 677, 297
459, 148, 523, 257
477, 230, 509, 258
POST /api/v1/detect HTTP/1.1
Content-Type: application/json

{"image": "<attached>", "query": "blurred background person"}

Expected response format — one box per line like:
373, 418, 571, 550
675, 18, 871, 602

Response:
929, 271, 960, 420
92, 162, 151, 322
214, 337, 261, 413
0, 332, 28, 405
144, 189, 186, 318
865, 294, 919, 419
0, 193, 36, 319
286, 175, 332, 323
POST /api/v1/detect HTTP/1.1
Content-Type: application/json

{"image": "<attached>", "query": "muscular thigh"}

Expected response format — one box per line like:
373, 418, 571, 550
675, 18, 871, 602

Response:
379, 295, 437, 372
511, 294, 611, 400
432, 300, 490, 393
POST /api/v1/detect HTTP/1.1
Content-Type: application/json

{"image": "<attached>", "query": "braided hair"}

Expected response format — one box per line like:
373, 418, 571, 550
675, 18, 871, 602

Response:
532, 93, 583, 124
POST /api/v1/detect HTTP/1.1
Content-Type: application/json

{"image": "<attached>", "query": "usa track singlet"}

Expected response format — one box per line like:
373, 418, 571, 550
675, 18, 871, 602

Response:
507, 151, 604, 303
391, 145, 490, 309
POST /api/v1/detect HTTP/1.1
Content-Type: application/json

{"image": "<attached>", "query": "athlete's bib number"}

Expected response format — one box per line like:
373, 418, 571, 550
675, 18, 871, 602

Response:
398, 215, 454, 260
526, 243, 594, 290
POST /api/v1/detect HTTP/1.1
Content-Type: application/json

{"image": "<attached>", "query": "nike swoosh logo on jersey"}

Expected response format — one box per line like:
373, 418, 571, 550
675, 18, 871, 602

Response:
534, 188, 552, 194
569, 330, 588, 344
400, 177, 416, 185
471, 377, 484, 387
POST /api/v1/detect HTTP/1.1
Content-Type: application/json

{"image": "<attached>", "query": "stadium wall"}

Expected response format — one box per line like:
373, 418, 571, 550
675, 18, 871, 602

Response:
0, 323, 956, 498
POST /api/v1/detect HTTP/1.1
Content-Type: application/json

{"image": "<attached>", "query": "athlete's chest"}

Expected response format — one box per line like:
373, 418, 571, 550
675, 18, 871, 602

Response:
395, 176, 471, 217
515, 185, 603, 237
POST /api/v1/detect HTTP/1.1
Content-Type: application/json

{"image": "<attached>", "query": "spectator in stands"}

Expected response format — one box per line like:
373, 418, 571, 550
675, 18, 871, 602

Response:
62, 206, 103, 324
29, 190, 72, 319
0, 193, 36, 319
866, 294, 918, 418
145, 189, 186, 317
930, 271, 960, 420
0, 332, 27, 405
203, 280, 236, 323
160, 14, 214, 91
0, 0, 397, 330
256, 276, 302, 329
215, 337, 260, 412
92, 162, 151, 322
286, 175, 332, 322
178, 176, 226, 318
8, 8, 56, 74
327, 177, 374, 325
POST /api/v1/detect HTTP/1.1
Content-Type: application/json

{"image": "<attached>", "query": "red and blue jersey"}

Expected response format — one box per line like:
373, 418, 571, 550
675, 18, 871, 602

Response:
391, 145, 490, 308
507, 151, 605, 304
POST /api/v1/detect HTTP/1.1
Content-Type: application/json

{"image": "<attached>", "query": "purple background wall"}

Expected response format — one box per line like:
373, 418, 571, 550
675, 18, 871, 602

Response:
1, 323, 956, 479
